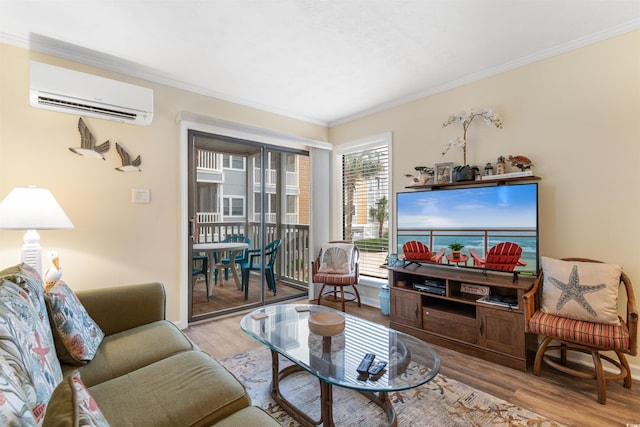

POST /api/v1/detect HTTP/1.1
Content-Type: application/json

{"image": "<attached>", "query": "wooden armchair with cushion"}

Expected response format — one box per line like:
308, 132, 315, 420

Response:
523, 257, 637, 404
312, 241, 360, 312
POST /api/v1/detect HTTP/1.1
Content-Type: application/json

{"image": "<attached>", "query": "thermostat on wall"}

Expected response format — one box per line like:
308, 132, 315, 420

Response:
132, 188, 150, 203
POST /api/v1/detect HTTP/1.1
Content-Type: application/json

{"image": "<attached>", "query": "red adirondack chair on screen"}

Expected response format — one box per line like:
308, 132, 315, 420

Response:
402, 240, 445, 263
469, 242, 526, 271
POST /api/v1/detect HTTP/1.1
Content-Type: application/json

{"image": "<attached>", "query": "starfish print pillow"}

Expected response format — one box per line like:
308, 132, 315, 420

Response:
540, 257, 622, 325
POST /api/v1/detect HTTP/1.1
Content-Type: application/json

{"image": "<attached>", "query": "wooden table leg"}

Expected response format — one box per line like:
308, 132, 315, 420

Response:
359, 391, 397, 427
319, 380, 335, 426
270, 350, 321, 427
269, 349, 397, 427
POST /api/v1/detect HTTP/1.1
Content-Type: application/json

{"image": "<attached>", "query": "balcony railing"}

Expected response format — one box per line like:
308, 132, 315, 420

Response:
193, 218, 310, 285
253, 168, 277, 186
286, 171, 298, 187
283, 213, 298, 224
253, 213, 298, 224
253, 213, 277, 223
197, 149, 221, 171
195, 212, 224, 242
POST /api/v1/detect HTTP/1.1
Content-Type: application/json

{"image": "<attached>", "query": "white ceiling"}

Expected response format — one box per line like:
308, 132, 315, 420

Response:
1, 1, 639, 126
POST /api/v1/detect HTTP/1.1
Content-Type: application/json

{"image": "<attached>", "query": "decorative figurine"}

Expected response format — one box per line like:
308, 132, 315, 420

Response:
44, 251, 62, 288
484, 162, 494, 176
406, 166, 434, 185
507, 155, 534, 171
496, 156, 506, 175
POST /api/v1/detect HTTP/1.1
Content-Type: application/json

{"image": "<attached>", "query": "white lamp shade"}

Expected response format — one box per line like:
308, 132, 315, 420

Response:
0, 186, 74, 229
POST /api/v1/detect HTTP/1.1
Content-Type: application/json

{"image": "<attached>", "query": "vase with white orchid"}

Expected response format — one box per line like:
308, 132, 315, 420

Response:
441, 108, 503, 167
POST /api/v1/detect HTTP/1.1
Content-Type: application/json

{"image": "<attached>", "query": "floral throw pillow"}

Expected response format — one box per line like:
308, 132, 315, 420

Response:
0, 352, 38, 426
0, 263, 54, 339
43, 370, 110, 427
45, 282, 104, 366
540, 257, 622, 325
318, 243, 354, 274
0, 280, 62, 423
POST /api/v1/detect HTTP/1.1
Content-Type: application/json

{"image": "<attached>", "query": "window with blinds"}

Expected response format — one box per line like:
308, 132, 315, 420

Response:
340, 141, 390, 279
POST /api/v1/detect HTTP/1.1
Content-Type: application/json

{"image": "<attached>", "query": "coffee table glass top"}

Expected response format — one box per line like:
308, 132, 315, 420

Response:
240, 304, 440, 392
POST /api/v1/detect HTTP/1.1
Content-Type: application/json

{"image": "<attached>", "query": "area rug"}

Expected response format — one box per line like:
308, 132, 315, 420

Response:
220, 349, 564, 427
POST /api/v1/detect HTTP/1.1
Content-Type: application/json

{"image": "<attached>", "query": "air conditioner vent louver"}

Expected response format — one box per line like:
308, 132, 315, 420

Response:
29, 61, 153, 126
37, 96, 138, 120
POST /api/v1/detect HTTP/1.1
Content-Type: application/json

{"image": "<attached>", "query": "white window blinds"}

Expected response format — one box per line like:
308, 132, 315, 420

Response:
340, 142, 390, 279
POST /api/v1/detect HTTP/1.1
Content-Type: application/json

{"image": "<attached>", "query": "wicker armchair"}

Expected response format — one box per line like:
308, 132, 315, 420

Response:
312, 241, 360, 312
523, 258, 637, 404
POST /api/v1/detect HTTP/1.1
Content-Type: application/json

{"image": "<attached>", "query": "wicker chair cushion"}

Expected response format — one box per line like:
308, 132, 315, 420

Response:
528, 311, 630, 351
313, 272, 356, 284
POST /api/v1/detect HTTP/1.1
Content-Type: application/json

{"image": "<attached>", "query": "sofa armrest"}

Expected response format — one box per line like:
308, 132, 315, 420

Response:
74, 282, 166, 336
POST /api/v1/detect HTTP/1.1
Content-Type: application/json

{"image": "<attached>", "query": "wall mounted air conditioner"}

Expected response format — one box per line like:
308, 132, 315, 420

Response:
29, 61, 153, 126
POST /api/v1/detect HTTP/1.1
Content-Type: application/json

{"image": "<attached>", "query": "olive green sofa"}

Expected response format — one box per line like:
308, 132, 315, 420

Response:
0, 263, 280, 426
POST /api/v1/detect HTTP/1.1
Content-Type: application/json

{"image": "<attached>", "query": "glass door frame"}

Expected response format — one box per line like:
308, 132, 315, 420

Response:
178, 114, 332, 328
183, 122, 315, 324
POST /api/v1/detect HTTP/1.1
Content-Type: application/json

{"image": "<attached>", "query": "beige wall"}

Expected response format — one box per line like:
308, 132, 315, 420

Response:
1, 31, 638, 367
0, 43, 328, 323
330, 31, 640, 367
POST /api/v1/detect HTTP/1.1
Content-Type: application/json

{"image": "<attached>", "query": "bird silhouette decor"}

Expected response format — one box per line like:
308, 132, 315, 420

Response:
115, 142, 142, 172
70, 118, 110, 159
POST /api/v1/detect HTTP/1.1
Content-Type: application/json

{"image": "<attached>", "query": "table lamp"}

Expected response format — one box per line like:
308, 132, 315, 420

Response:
0, 186, 74, 274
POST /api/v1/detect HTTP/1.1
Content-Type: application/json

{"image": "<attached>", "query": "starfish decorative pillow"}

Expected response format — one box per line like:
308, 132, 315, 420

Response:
540, 257, 622, 325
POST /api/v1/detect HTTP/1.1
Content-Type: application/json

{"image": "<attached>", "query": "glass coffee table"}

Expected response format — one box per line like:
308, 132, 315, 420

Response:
240, 304, 440, 427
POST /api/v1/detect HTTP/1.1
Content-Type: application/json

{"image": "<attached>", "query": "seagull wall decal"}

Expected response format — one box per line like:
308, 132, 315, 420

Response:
69, 117, 110, 159
115, 142, 142, 172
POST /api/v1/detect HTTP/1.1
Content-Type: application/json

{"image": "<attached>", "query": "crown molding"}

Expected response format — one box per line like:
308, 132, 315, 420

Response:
329, 21, 640, 127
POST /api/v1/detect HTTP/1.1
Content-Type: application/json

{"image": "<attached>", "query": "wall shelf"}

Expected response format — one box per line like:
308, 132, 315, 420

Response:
405, 175, 541, 190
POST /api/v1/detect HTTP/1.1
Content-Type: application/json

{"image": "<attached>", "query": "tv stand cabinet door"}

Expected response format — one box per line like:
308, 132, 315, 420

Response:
477, 306, 525, 358
391, 288, 421, 328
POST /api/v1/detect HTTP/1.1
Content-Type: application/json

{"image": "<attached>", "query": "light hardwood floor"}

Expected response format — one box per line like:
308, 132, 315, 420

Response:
184, 300, 640, 427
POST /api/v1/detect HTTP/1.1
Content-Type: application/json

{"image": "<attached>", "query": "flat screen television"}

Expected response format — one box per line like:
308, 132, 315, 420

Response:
396, 183, 539, 275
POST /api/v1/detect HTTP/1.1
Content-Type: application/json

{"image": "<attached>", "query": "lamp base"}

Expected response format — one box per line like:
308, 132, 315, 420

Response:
21, 229, 42, 275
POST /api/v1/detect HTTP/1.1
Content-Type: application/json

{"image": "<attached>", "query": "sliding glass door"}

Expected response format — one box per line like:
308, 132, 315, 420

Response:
188, 131, 309, 322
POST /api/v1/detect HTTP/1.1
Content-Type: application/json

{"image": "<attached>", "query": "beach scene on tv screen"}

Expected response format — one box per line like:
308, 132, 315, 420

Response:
396, 184, 538, 273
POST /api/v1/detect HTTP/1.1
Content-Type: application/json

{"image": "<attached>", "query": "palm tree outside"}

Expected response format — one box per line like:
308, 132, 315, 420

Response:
369, 195, 389, 239
342, 153, 383, 240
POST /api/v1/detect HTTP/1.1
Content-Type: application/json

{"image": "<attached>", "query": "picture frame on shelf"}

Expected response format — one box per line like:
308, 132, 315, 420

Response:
435, 162, 453, 184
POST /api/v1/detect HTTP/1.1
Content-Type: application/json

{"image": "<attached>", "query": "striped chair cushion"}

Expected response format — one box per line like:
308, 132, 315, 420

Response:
313, 272, 356, 285
529, 311, 630, 351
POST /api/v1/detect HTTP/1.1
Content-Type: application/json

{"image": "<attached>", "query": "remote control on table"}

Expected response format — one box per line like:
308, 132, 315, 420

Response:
368, 360, 387, 376
356, 353, 376, 375
368, 361, 387, 380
